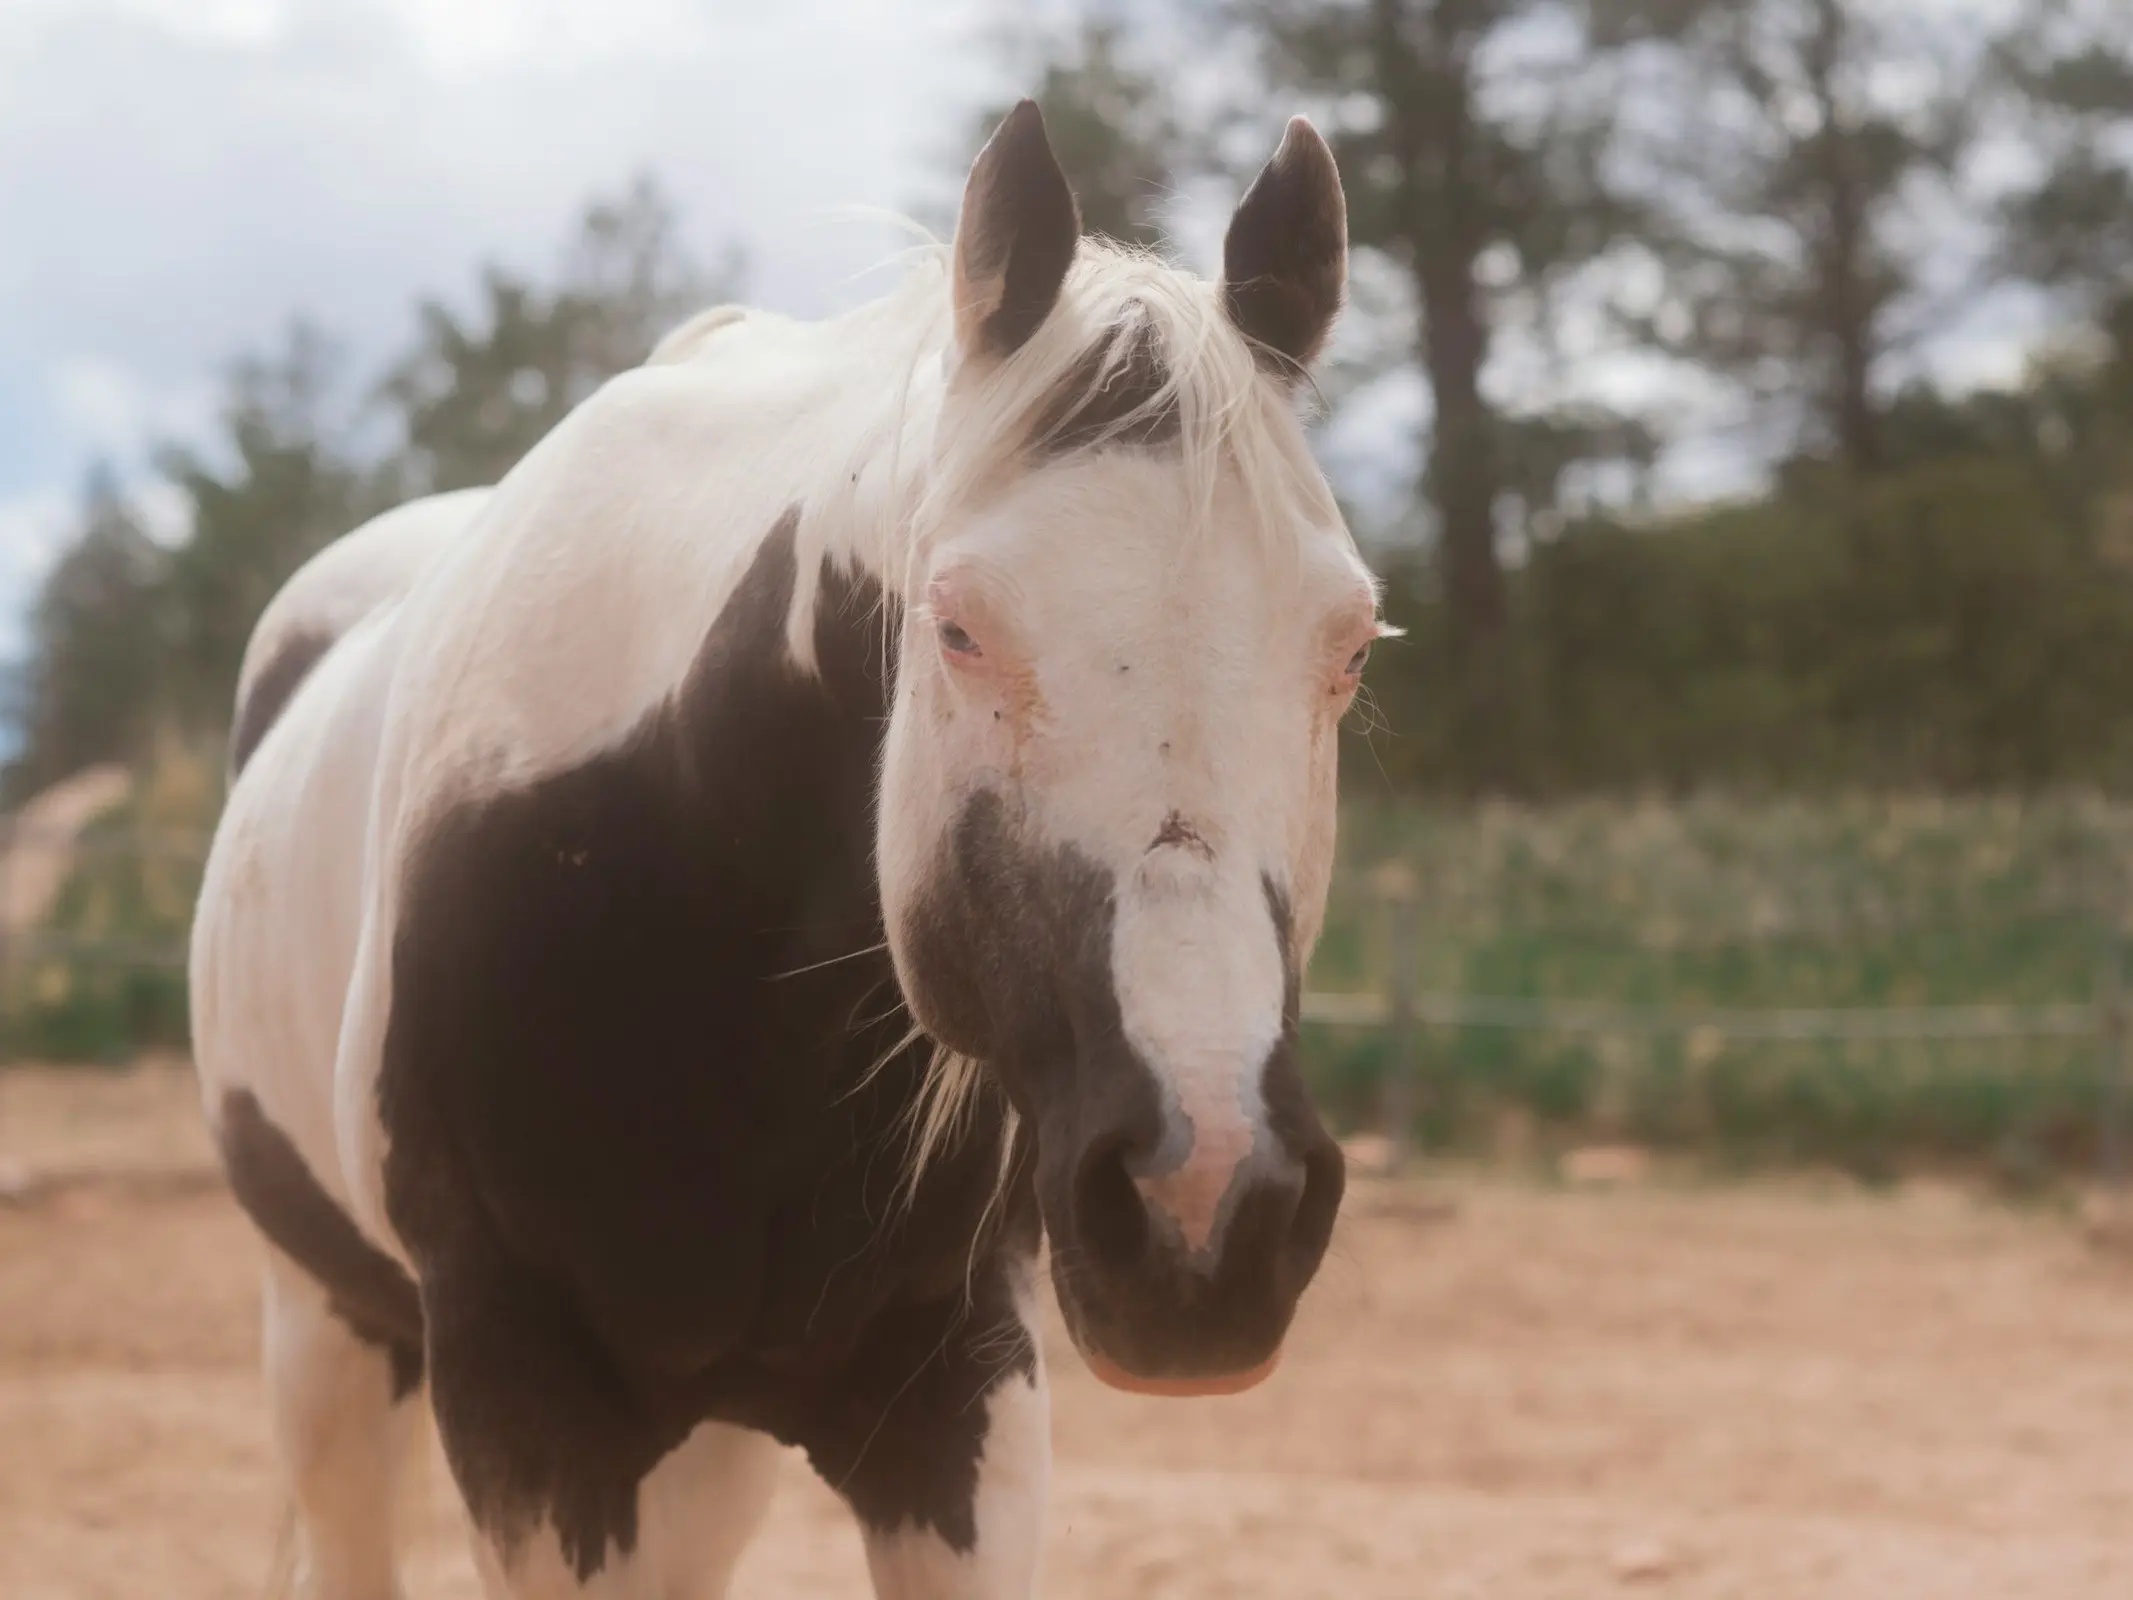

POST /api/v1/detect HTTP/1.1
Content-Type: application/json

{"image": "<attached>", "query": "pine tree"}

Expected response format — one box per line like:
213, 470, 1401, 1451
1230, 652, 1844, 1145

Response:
383, 175, 734, 494
156, 321, 373, 731
1625, 0, 1977, 477
1220, 0, 1669, 788
5, 466, 169, 798
1993, 0, 2133, 347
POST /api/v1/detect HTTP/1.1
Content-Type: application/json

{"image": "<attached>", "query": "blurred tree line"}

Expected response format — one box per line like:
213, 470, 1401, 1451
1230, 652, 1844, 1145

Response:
5, 177, 729, 801
984, 0, 2133, 795
10, 0, 2133, 805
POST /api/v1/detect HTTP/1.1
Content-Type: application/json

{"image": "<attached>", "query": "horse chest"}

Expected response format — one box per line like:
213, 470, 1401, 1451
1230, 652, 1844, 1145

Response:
383, 768, 971, 1355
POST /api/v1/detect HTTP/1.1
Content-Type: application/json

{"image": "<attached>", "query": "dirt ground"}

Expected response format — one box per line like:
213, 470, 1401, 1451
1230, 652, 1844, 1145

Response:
4, 1064, 2133, 1598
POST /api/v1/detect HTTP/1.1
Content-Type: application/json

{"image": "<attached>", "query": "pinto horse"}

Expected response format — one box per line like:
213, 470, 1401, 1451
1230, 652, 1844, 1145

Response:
190, 102, 1380, 1599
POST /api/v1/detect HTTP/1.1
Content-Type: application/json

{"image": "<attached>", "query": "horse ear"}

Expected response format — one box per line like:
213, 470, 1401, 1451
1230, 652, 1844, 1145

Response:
953, 100, 1080, 363
1222, 117, 1347, 377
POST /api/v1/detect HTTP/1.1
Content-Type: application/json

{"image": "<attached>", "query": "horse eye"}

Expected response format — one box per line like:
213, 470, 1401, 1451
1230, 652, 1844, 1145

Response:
1345, 642, 1371, 676
939, 620, 981, 657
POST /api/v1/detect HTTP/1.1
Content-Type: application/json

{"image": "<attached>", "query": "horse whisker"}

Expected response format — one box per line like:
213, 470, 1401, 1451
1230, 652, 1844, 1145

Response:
765, 940, 890, 982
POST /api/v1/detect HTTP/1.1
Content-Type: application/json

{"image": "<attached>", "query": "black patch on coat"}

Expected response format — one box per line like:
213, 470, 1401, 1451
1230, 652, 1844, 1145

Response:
896, 789, 1118, 1078
1031, 314, 1180, 456
721, 1227, 1039, 1552
375, 511, 1030, 1577
902, 791, 1343, 1383
231, 630, 337, 774
1260, 873, 1344, 1281
1263, 874, 1298, 1005
214, 1088, 425, 1400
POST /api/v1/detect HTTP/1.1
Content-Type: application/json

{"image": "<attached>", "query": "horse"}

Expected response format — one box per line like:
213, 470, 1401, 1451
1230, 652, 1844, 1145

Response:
189, 100, 1381, 1599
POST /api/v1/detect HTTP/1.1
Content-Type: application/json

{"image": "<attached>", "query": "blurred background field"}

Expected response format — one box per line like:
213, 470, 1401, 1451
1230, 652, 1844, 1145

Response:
1313, 796, 2133, 1188
7, 777, 2133, 1194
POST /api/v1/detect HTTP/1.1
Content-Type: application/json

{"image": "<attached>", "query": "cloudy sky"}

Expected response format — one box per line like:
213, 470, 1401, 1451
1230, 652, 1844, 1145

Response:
0, 0, 1025, 644
0, 0, 2056, 660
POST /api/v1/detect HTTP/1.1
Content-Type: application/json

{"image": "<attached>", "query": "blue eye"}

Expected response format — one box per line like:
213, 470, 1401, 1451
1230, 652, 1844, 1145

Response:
939, 620, 981, 656
1345, 642, 1371, 675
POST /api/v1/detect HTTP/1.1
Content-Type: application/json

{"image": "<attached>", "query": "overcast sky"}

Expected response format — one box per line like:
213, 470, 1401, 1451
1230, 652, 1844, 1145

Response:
0, 0, 1020, 648
0, 0, 2059, 660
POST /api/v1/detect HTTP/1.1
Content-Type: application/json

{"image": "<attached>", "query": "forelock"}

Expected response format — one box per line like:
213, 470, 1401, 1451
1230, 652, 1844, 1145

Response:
1028, 310, 1180, 458
910, 243, 1344, 578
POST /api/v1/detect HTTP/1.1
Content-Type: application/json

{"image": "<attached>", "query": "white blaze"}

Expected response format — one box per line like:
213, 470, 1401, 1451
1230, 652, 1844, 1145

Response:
1109, 855, 1284, 1258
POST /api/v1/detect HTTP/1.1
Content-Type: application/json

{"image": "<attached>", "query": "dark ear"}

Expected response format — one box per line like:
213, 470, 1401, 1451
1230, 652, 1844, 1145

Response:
953, 100, 1081, 363
1222, 116, 1347, 377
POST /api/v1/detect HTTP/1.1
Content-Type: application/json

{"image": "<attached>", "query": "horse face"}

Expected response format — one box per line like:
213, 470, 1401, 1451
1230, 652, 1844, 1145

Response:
877, 442, 1375, 1392
875, 102, 1365, 1396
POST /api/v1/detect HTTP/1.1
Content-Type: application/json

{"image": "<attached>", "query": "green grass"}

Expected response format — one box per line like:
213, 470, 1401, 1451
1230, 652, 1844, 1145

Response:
14, 777, 2132, 1185
1305, 797, 2133, 1186
5, 744, 214, 1063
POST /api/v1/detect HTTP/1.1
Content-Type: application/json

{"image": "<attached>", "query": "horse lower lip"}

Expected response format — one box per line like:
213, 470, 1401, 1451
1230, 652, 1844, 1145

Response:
1081, 1347, 1282, 1398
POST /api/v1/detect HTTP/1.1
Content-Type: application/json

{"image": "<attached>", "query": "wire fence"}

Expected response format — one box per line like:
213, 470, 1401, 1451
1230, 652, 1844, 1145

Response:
1305, 867, 2133, 1188
3, 810, 2128, 1187
0, 818, 201, 976
0, 813, 200, 1068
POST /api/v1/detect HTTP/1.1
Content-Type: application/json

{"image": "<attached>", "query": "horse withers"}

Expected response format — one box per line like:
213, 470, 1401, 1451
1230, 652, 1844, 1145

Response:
190, 101, 1382, 1599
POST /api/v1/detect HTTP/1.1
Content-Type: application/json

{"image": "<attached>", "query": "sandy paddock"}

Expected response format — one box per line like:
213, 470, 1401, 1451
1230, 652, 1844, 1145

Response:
4, 1062, 2133, 1598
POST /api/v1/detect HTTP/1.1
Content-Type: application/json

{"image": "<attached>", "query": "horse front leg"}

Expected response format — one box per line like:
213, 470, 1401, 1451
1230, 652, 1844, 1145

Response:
796, 1260, 1052, 1599
859, 1353, 1050, 1599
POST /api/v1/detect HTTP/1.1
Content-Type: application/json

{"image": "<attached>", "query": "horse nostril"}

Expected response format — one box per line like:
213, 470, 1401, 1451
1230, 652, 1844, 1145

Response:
1073, 1137, 1150, 1269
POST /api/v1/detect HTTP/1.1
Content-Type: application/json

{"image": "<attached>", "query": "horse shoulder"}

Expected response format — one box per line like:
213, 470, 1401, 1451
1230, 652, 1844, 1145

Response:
231, 489, 491, 774
362, 358, 838, 822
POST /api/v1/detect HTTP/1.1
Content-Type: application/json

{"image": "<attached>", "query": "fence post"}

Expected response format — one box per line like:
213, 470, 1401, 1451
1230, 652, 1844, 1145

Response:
1372, 862, 1420, 1172
2103, 923, 2129, 1194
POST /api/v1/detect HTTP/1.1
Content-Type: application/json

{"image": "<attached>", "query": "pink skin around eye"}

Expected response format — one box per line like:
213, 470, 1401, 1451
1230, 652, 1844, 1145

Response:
927, 575, 996, 674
